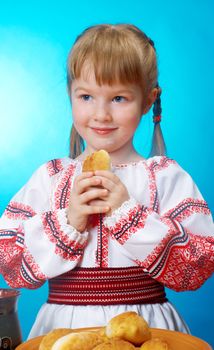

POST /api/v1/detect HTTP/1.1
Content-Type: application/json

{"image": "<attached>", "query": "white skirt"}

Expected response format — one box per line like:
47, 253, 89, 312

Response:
28, 301, 190, 339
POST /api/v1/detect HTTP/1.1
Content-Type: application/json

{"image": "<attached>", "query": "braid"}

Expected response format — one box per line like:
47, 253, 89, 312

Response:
69, 125, 85, 159
153, 88, 161, 115
144, 36, 167, 156
153, 86, 162, 123
149, 87, 167, 157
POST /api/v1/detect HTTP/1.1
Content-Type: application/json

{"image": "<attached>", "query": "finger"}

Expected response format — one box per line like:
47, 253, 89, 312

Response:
80, 188, 108, 204
73, 172, 94, 190
84, 204, 110, 215
94, 171, 121, 185
75, 176, 102, 194
75, 171, 94, 181
93, 176, 118, 192
88, 199, 108, 206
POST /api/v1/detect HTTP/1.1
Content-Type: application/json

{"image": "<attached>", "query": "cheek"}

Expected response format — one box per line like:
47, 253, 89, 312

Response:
125, 113, 141, 128
72, 103, 85, 123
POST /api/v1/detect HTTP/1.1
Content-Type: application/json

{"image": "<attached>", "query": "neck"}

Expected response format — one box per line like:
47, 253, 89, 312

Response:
78, 143, 144, 165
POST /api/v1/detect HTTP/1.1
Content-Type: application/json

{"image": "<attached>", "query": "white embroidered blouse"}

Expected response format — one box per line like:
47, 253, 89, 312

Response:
0, 156, 213, 292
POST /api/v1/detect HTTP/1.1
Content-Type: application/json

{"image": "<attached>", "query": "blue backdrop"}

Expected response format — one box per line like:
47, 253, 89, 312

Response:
0, 0, 213, 347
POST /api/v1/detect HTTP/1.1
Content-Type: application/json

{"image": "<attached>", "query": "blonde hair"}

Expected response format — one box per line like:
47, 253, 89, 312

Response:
67, 24, 166, 158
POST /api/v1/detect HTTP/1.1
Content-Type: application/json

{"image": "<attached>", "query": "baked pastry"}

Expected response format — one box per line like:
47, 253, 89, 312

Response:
95, 328, 109, 343
93, 339, 136, 350
39, 328, 73, 350
51, 331, 103, 350
140, 338, 171, 350
105, 311, 151, 346
82, 150, 111, 172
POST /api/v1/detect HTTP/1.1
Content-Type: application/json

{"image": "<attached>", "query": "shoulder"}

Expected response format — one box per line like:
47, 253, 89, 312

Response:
27, 157, 77, 186
145, 155, 195, 186
146, 156, 188, 176
145, 156, 203, 204
146, 156, 177, 173
45, 157, 76, 177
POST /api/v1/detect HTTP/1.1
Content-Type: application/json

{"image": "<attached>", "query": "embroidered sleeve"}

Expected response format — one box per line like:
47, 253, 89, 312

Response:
103, 158, 214, 291
0, 160, 88, 289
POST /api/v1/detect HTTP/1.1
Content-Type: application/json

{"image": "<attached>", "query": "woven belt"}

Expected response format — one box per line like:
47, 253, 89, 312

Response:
47, 266, 167, 305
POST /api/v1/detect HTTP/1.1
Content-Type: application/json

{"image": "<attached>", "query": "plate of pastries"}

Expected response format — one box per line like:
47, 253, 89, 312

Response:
16, 311, 212, 350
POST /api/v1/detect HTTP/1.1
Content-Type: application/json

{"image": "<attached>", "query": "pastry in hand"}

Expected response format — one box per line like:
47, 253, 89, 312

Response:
140, 338, 171, 350
93, 339, 136, 350
39, 328, 73, 350
95, 328, 109, 343
82, 150, 111, 172
105, 311, 151, 346
51, 331, 103, 350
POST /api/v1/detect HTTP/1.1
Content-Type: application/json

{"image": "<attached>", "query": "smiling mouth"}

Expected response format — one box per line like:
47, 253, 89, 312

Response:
91, 127, 117, 135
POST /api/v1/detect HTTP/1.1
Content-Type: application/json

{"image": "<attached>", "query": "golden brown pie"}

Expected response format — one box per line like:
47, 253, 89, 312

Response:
93, 339, 136, 350
105, 311, 151, 346
140, 337, 171, 349
51, 330, 104, 350
39, 328, 73, 350
82, 150, 111, 172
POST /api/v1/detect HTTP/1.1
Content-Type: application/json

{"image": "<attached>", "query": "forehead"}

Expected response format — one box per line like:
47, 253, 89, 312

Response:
73, 62, 142, 92
72, 76, 143, 97
72, 57, 145, 88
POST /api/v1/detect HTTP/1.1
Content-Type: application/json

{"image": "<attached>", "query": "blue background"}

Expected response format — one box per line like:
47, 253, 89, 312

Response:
0, 0, 213, 347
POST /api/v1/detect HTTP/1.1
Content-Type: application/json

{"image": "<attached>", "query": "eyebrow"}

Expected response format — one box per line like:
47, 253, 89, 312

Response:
112, 89, 135, 94
74, 87, 89, 92
74, 87, 135, 94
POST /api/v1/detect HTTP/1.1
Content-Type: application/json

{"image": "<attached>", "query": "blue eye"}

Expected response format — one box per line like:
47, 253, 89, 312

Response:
81, 95, 92, 101
113, 96, 126, 102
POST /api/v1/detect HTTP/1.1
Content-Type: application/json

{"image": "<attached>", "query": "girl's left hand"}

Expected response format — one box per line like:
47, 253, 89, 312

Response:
89, 170, 130, 215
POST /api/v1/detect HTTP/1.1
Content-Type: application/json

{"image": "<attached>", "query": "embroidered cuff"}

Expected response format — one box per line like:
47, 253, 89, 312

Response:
103, 197, 139, 228
56, 208, 88, 244
103, 198, 150, 245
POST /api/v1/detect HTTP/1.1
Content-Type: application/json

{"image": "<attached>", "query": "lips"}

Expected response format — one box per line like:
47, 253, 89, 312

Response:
91, 127, 117, 135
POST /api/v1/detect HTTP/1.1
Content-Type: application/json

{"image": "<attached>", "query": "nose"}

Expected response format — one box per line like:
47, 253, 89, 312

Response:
93, 101, 112, 122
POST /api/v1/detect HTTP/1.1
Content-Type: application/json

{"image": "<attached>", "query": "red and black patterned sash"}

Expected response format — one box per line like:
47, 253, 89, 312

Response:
47, 266, 167, 305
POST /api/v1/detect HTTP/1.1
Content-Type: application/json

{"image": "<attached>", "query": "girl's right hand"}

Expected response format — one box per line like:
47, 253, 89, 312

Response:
67, 172, 110, 233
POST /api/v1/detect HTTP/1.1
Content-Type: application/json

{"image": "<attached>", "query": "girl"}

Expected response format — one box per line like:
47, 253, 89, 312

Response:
0, 24, 213, 338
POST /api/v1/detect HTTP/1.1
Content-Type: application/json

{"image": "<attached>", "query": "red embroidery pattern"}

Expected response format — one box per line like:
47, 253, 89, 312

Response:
42, 211, 87, 261
145, 157, 176, 214
149, 157, 176, 173
96, 215, 101, 267
0, 238, 45, 289
96, 215, 109, 268
141, 218, 188, 274
23, 244, 47, 283
5, 202, 36, 220
48, 266, 167, 305
46, 159, 64, 177
143, 161, 159, 213
0, 229, 17, 240
54, 163, 76, 210
15, 225, 25, 248
138, 217, 214, 291
164, 198, 210, 221
157, 232, 214, 291
101, 225, 109, 268
109, 205, 151, 245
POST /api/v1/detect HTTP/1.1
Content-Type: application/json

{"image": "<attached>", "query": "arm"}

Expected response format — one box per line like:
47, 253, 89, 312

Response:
102, 158, 214, 291
0, 161, 88, 289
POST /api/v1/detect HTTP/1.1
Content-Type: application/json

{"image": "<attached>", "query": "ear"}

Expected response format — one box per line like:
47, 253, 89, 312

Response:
142, 87, 160, 115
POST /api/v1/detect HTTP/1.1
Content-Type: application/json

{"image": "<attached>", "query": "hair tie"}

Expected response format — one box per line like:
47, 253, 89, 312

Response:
153, 86, 162, 124
153, 115, 162, 124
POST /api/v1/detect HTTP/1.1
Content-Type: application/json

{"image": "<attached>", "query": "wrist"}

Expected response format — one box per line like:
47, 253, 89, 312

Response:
67, 216, 86, 233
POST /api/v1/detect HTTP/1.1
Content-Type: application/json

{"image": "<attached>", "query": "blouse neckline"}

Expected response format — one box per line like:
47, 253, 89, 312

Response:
72, 156, 165, 170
